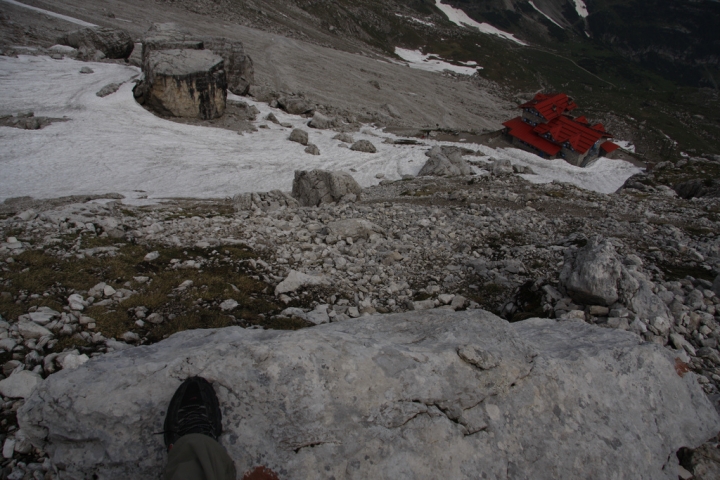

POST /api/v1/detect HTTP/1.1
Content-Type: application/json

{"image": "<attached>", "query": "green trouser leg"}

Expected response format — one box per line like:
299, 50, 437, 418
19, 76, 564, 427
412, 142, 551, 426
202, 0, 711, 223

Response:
164, 433, 237, 480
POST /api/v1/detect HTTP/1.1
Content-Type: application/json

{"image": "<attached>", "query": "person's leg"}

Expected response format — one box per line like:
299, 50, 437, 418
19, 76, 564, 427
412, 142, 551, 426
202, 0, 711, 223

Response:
163, 377, 236, 480
164, 433, 236, 480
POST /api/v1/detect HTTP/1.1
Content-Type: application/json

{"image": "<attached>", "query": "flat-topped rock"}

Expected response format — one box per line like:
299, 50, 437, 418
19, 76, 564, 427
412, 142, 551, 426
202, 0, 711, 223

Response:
18, 310, 720, 479
143, 49, 227, 119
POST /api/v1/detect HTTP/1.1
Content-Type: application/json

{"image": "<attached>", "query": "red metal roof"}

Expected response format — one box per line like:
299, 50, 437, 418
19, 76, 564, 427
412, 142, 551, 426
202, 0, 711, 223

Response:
533, 116, 605, 154
574, 115, 588, 124
519, 93, 577, 121
600, 141, 620, 153
503, 117, 561, 156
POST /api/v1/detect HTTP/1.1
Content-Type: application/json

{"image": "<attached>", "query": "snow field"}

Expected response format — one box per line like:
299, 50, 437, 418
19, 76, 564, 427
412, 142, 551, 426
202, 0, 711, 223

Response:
528, 1, 564, 29
433, 0, 527, 46
394, 48, 481, 75
0, 55, 641, 205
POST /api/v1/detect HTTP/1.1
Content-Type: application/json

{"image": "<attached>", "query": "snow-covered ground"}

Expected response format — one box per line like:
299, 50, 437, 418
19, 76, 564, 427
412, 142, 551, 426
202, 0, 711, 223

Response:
394, 48, 481, 75
528, 1, 564, 29
395, 13, 434, 27
573, 0, 589, 18
614, 140, 636, 153
434, 0, 527, 46
0, 55, 641, 204
1, 0, 97, 27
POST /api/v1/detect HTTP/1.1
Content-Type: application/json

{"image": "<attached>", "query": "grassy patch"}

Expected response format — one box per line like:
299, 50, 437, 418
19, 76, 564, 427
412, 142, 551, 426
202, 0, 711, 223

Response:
0, 239, 301, 347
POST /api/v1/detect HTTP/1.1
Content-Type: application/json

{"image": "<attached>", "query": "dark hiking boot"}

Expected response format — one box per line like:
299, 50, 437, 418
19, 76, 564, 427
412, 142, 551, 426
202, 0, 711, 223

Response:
163, 376, 222, 450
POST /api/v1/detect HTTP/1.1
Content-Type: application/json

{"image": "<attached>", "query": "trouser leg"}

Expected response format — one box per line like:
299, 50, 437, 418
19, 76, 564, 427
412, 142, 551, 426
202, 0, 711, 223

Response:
164, 433, 237, 480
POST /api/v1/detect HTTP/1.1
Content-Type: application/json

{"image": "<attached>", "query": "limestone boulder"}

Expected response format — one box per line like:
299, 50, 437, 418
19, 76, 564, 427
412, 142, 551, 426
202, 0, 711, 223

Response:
560, 236, 623, 306
326, 218, 379, 240
201, 38, 255, 96
350, 139, 377, 153
142, 49, 227, 119
59, 27, 134, 59
419, 146, 473, 176
277, 96, 312, 115
18, 311, 720, 479
308, 112, 337, 130
492, 158, 514, 176
289, 128, 309, 146
291, 169, 362, 207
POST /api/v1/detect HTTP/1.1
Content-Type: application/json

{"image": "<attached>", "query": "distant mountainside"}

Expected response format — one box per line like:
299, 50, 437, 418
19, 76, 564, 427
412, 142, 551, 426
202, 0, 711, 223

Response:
439, 0, 720, 87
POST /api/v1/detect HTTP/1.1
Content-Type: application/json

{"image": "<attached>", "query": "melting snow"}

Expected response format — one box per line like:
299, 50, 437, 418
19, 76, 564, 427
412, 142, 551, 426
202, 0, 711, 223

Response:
528, 1, 564, 29
0, 55, 640, 204
573, 0, 589, 18
395, 13, 434, 27
434, 0, 527, 46
394, 48, 481, 75
614, 140, 636, 153
1, 0, 97, 27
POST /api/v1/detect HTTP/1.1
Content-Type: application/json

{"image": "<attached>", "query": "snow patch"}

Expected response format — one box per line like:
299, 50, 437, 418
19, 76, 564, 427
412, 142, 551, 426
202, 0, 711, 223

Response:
394, 48, 481, 75
395, 13, 434, 27
614, 140, 635, 153
1, 0, 97, 27
475, 147, 641, 194
434, 0, 527, 46
528, 0, 564, 29
573, 0, 589, 18
0, 55, 640, 204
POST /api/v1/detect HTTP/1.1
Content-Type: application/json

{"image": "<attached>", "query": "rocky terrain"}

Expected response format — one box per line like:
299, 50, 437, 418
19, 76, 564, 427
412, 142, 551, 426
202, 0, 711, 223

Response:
1, 154, 720, 476
1, 0, 720, 478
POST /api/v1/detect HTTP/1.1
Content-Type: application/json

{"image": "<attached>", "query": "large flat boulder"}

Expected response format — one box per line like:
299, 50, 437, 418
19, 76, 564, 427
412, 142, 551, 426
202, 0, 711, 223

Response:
18, 310, 719, 479
143, 49, 227, 119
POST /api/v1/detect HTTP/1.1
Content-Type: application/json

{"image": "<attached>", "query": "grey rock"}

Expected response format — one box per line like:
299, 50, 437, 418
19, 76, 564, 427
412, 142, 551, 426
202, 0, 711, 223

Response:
18, 320, 52, 340
59, 27, 134, 59
265, 113, 280, 124
714, 275, 720, 299
291, 169, 362, 207
201, 38, 254, 96
0, 371, 42, 399
674, 178, 720, 199
275, 270, 329, 296
492, 158, 514, 176
560, 236, 622, 306
350, 140, 377, 153
79, 67, 94, 74
18, 311, 720, 480
326, 219, 379, 240
141, 49, 227, 119
28, 307, 60, 325
289, 128, 309, 146
308, 112, 336, 129
304, 143, 320, 155
418, 146, 473, 176
333, 132, 354, 143
277, 96, 311, 115
96, 83, 121, 98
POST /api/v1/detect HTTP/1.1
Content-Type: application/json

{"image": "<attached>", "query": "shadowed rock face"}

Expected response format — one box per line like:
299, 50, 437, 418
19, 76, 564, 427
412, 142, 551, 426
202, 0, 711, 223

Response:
59, 27, 134, 59
144, 49, 227, 120
18, 310, 720, 479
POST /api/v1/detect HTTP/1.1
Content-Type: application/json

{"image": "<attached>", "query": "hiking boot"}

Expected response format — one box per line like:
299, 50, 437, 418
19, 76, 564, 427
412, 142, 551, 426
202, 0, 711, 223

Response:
164, 376, 222, 449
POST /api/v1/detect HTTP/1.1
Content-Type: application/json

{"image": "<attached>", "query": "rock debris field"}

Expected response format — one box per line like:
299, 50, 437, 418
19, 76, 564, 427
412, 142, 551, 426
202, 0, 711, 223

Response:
0, 4, 720, 478
1, 156, 720, 477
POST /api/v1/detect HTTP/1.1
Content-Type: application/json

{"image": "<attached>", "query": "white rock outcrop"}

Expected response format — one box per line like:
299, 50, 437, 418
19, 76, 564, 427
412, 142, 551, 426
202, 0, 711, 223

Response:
18, 310, 720, 480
